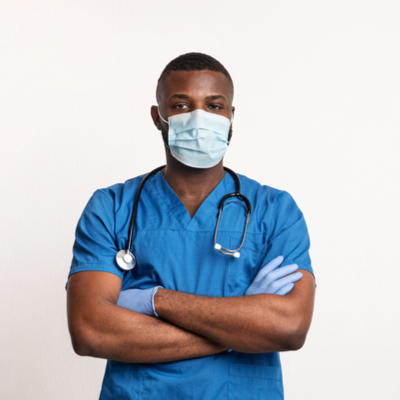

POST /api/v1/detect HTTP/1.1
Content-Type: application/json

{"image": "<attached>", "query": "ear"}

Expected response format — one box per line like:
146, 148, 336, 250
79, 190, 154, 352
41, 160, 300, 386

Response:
151, 105, 162, 130
227, 106, 235, 143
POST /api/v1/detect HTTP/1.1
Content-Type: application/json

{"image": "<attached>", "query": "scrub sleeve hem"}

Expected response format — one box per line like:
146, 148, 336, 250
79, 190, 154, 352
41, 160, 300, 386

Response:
65, 263, 124, 290
293, 263, 316, 286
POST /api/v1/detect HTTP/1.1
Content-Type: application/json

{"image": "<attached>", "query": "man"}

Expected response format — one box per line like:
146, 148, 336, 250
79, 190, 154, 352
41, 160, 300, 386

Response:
67, 52, 315, 400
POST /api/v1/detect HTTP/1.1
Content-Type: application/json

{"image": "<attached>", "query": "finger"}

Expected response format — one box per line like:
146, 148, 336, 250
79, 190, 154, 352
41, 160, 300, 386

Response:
246, 267, 300, 295
264, 263, 298, 284
254, 256, 284, 281
276, 283, 294, 295
271, 272, 303, 291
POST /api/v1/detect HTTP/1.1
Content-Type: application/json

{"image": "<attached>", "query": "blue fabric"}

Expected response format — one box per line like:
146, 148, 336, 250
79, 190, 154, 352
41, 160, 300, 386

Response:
68, 171, 314, 400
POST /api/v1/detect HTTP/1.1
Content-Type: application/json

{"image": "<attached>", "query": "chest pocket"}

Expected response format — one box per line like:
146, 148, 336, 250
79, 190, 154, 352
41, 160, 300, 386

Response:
228, 363, 284, 400
226, 236, 268, 297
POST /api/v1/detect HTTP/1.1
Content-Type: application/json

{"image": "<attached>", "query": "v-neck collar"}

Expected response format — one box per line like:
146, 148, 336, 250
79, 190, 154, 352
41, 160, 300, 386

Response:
153, 170, 236, 231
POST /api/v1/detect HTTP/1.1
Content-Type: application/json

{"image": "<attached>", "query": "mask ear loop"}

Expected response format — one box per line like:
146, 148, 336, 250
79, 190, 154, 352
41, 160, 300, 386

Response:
157, 106, 169, 124
157, 106, 171, 151
227, 114, 234, 145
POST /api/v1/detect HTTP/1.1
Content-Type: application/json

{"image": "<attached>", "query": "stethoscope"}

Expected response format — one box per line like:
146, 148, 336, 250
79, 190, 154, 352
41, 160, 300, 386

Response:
115, 165, 252, 271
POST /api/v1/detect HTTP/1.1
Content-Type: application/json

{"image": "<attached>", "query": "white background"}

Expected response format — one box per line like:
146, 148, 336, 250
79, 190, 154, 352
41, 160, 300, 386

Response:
1, 1, 399, 399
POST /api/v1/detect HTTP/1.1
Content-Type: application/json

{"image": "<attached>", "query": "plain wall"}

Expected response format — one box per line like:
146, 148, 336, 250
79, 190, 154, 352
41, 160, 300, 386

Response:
1, 1, 399, 399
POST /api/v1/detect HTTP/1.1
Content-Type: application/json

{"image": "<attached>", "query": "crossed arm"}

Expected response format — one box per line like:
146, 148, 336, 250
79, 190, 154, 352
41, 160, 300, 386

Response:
67, 269, 315, 363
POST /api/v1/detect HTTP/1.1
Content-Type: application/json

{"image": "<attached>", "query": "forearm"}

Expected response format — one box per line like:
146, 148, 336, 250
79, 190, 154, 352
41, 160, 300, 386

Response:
70, 299, 227, 363
154, 277, 314, 353
67, 271, 227, 363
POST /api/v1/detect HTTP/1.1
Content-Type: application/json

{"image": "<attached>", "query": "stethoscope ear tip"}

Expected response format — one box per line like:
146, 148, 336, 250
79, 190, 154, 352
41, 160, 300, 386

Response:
214, 243, 222, 250
233, 252, 240, 259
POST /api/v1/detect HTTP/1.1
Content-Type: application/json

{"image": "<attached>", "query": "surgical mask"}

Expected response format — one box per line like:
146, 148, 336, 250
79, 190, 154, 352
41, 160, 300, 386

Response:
158, 108, 232, 169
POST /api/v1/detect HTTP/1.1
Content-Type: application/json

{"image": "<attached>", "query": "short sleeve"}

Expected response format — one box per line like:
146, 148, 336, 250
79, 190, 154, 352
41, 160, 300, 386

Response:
264, 191, 315, 279
67, 189, 124, 285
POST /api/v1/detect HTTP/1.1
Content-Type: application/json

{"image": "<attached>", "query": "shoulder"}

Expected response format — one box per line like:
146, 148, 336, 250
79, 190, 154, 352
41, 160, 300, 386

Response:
87, 173, 147, 210
237, 173, 295, 209
236, 173, 305, 233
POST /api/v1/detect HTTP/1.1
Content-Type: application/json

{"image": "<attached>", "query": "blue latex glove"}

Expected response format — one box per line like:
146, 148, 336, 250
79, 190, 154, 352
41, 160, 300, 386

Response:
245, 255, 302, 296
117, 286, 163, 317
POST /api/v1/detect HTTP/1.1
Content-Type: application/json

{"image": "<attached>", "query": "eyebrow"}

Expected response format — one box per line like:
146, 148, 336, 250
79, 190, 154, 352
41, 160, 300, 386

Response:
205, 95, 226, 101
170, 94, 190, 100
169, 94, 226, 101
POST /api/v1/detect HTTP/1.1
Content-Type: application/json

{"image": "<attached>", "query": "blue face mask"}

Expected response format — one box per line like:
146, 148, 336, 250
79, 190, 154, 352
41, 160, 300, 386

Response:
158, 108, 232, 169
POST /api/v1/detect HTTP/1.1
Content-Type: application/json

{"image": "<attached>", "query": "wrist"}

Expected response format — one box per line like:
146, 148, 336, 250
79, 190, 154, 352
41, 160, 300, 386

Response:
153, 287, 165, 317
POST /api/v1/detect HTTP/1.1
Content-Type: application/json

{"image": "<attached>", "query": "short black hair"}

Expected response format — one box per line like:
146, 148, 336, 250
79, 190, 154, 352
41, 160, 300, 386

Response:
156, 52, 234, 101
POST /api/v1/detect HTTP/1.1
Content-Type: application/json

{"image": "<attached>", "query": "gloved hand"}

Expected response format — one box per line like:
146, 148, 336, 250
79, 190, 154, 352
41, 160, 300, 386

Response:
245, 255, 302, 296
117, 286, 163, 317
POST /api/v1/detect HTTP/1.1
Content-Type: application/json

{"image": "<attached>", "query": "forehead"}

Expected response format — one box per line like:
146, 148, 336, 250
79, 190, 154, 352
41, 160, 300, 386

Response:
159, 70, 233, 102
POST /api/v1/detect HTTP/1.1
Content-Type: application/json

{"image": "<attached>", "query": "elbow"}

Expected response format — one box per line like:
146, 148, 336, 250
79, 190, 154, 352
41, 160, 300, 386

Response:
71, 336, 90, 357
255, 315, 310, 352
69, 323, 96, 357
285, 331, 307, 351
251, 323, 309, 353
282, 317, 310, 351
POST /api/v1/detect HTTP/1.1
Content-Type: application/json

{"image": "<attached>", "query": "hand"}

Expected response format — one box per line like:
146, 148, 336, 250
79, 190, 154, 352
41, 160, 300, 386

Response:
245, 256, 302, 296
117, 286, 163, 317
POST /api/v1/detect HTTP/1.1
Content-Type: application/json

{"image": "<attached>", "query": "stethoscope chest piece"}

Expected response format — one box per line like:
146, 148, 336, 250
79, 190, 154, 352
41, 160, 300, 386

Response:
116, 249, 136, 270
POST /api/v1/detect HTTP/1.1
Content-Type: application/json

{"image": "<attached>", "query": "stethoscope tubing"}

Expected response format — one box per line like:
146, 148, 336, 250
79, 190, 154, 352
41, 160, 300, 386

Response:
214, 211, 250, 255
118, 165, 252, 270
126, 165, 165, 251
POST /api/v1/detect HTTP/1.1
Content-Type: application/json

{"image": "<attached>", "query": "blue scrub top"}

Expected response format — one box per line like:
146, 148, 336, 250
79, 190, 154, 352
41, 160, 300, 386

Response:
69, 171, 314, 400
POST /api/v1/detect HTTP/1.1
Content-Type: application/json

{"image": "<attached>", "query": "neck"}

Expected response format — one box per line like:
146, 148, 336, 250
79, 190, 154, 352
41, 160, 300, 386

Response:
162, 153, 226, 217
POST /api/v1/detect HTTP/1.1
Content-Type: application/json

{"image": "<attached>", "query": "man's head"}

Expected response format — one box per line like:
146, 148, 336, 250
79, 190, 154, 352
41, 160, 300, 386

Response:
155, 52, 234, 104
151, 53, 235, 148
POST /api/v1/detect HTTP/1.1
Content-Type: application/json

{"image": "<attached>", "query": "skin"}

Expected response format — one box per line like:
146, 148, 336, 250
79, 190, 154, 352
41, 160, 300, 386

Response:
67, 70, 315, 363
67, 271, 227, 363
151, 70, 235, 217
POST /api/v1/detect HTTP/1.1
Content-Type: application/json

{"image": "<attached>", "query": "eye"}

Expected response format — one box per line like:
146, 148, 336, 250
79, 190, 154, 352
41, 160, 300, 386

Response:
174, 103, 189, 110
208, 104, 223, 110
